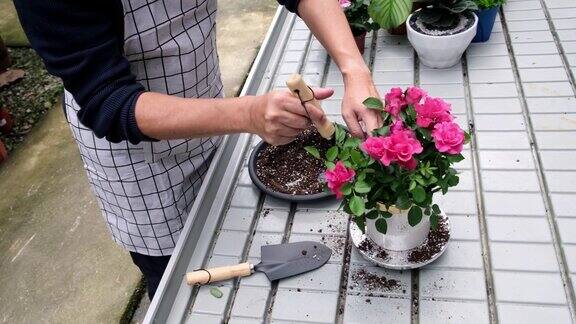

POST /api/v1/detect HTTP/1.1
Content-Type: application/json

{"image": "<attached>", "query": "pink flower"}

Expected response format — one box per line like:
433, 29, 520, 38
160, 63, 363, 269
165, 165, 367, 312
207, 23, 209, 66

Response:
384, 87, 406, 117
432, 122, 465, 155
390, 120, 405, 133
405, 86, 427, 105
325, 161, 355, 199
361, 137, 387, 161
415, 97, 453, 128
397, 158, 418, 170
339, 0, 351, 8
377, 129, 423, 169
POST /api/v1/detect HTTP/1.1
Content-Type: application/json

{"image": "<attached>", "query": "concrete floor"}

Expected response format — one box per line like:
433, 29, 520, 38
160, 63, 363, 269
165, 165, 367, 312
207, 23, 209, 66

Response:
0, 0, 278, 323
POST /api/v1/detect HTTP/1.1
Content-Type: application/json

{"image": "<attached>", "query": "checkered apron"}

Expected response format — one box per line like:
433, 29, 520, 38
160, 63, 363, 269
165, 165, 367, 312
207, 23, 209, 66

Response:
64, 0, 223, 256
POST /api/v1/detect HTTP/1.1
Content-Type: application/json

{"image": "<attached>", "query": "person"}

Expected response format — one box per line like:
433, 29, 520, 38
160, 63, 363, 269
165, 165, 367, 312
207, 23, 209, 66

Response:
14, 0, 381, 299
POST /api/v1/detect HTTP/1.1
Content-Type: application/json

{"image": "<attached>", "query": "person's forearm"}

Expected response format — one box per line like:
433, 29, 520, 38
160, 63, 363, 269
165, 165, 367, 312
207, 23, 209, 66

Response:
297, 0, 371, 79
135, 92, 254, 140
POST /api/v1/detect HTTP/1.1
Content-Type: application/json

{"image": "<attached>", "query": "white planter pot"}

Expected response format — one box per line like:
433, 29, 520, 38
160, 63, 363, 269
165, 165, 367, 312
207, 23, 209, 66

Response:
406, 12, 478, 68
366, 205, 430, 251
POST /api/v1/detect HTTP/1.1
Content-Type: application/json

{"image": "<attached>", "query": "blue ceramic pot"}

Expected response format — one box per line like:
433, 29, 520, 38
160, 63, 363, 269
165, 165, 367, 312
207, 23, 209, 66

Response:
472, 6, 499, 43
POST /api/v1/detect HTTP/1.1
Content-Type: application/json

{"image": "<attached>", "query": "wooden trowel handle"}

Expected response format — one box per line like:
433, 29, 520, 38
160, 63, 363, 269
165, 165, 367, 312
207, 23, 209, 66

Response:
286, 74, 335, 139
186, 262, 253, 285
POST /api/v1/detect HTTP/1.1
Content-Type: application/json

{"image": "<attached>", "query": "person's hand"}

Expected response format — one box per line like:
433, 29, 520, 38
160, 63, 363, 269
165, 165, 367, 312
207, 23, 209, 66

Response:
249, 88, 334, 145
342, 70, 382, 138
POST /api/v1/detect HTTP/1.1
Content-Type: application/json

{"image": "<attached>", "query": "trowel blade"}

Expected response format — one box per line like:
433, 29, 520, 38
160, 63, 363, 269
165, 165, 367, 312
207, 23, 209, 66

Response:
254, 241, 332, 282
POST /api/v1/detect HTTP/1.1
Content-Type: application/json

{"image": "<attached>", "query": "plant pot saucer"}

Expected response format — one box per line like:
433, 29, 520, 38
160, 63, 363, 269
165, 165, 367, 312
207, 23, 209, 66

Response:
349, 211, 450, 270
248, 139, 334, 202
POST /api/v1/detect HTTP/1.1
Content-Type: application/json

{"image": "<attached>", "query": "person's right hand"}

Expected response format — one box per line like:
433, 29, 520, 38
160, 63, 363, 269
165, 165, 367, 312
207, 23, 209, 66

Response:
248, 88, 334, 146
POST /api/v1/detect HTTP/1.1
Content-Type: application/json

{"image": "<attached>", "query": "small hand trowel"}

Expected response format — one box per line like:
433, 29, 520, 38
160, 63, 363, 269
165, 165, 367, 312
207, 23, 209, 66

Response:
286, 74, 335, 140
186, 241, 332, 285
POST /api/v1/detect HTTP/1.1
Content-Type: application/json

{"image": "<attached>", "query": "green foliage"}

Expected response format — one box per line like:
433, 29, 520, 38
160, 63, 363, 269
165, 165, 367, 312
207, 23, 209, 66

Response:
343, 0, 381, 36
210, 287, 223, 298
415, 0, 478, 28
375, 218, 388, 234
363, 97, 385, 110
368, 0, 413, 29
304, 146, 320, 159
474, 0, 506, 10
408, 206, 423, 226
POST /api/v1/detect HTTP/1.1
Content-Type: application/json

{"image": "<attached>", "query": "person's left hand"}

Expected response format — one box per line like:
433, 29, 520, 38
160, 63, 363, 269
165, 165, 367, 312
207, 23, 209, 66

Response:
341, 70, 382, 139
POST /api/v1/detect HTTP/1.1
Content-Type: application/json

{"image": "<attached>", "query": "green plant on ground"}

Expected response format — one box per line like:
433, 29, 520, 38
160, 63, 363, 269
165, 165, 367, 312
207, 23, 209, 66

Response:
474, 0, 506, 9
340, 0, 380, 36
368, 0, 413, 29
414, 0, 478, 28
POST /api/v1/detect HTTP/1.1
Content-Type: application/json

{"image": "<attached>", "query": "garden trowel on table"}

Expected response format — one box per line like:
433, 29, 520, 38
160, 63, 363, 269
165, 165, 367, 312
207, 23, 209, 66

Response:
286, 73, 335, 140
186, 241, 332, 285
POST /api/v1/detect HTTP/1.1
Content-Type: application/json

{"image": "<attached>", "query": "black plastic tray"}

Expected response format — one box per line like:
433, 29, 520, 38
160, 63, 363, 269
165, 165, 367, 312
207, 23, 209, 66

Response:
248, 139, 334, 202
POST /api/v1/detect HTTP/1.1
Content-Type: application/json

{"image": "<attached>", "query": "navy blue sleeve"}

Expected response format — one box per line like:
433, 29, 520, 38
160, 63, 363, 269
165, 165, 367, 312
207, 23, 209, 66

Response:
13, 0, 155, 144
278, 0, 301, 14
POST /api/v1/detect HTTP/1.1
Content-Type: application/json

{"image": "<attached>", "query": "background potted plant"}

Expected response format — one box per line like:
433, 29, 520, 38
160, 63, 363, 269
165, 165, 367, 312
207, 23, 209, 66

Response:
472, 0, 505, 42
407, 0, 479, 68
307, 86, 469, 252
340, 0, 380, 54
367, 0, 412, 35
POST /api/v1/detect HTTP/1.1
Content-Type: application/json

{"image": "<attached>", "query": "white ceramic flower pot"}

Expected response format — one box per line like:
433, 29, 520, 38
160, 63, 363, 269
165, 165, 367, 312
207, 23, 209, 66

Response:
406, 11, 478, 69
366, 205, 430, 251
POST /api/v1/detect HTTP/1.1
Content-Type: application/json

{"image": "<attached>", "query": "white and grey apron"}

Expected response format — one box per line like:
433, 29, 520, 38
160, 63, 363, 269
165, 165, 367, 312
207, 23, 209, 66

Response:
64, 0, 223, 256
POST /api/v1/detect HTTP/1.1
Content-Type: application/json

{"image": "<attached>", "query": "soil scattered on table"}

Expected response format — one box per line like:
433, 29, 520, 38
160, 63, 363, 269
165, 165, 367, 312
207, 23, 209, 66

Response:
351, 268, 400, 291
407, 217, 450, 263
357, 237, 389, 260
301, 250, 308, 256
255, 126, 332, 195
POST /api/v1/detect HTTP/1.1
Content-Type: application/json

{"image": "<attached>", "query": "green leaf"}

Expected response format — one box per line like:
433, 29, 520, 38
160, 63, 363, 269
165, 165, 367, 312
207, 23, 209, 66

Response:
424, 206, 431, 216
446, 153, 465, 163
366, 210, 379, 219
375, 218, 388, 234
374, 125, 390, 137
304, 146, 320, 159
464, 131, 471, 144
324, 161, 336, 169
210, 287, 223, 298
354, 181, 372, 194
432, 204, 441, 214
335, 124, 346, 145
349, 196, 365, 217
411, 185, 426, 203
351, 150, 364, 165
326, 147, 338, 162
447, 175, 460, 186
344, 137, 362, 148
380, 210, 393, 218
382, 112, 391, 123
368, 0, 412, 29
417, 128, 431, 139
355, 215, 366, 233
430, 213, 439, 231
408, 206, 423, 227
357, 171, 367, 182
362, 97, 384, 110
396, 194, 411, 210
341, 183, 353, 196
408, 180, 417, 192
339, 148, 351, 161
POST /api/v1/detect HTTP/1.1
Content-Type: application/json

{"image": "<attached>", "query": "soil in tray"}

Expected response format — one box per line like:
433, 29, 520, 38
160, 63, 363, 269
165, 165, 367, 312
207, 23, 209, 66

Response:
408, 217, 450, 263
255, 126, 332, 195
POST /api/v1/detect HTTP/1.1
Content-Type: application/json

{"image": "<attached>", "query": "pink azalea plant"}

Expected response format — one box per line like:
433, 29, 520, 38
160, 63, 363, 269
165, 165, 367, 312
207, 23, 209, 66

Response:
306, 86, 470, 234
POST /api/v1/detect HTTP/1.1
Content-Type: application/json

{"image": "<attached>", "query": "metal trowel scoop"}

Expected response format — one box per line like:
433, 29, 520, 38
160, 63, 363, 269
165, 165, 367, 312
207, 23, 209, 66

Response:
186, 241, 332, 285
